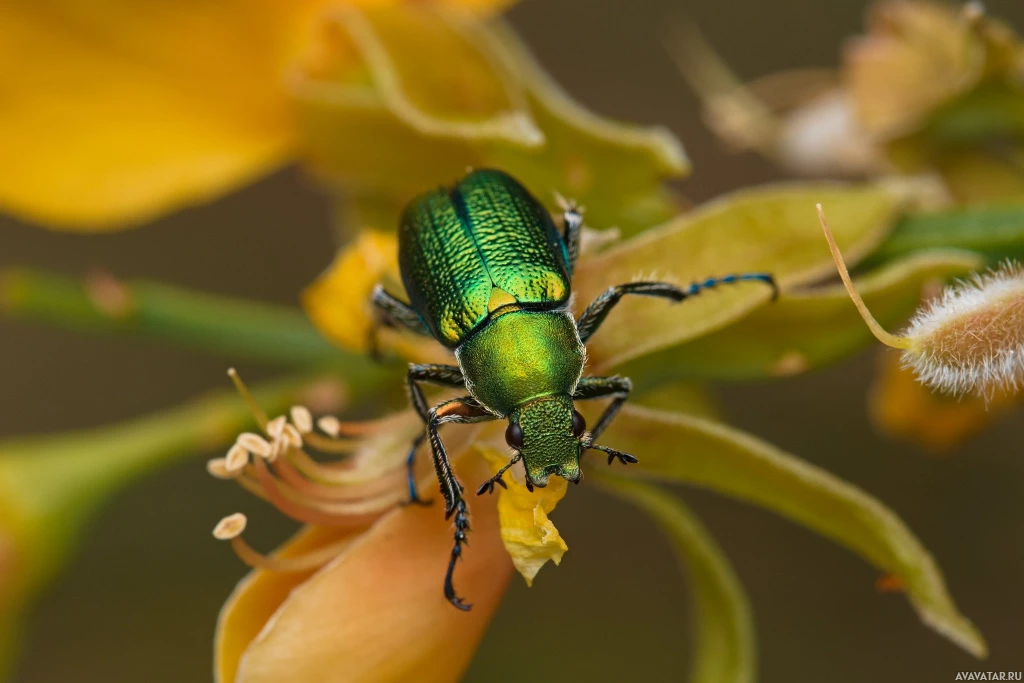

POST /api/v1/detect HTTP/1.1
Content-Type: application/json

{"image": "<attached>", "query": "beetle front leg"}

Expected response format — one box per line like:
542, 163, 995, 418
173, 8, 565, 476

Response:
369, 285, 431, 358
403, 364, 466, 505
425, 396, 496, 610
573, 376, 639, 467
575, 275, 778, 343
558, 197, 584, 274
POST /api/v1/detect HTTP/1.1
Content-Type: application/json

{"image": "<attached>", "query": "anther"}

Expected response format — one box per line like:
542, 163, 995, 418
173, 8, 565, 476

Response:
237, 432, 273, 459
291, 405, 314, 434
224, 443, 250, 473
317, 415, 342, 438
266, 415, 287, 439
207, 458, 235, 480
213, 513, 248, 540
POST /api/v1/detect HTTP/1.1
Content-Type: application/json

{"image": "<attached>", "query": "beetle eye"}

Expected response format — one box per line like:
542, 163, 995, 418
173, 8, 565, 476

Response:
571, 410, 586, 437
505, 422, 524, 450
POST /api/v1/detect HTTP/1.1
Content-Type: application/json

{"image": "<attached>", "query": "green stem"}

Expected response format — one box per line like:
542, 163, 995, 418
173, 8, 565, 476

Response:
0, 268, 341, 366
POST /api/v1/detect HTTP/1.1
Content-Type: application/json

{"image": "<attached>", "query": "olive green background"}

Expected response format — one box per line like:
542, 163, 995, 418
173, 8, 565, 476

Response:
2, 1, 1022, 681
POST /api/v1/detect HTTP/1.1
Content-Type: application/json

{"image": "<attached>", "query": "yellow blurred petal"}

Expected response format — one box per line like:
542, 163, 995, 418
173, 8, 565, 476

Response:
302, 230, 445, 361
0, 1, 339, 229
479, 446, 567, 585
303, 231, 398, 354
229, 455, 512, 683
574, 183, 902, 370
869, 350, 1021, 453
845, 1, 985, 138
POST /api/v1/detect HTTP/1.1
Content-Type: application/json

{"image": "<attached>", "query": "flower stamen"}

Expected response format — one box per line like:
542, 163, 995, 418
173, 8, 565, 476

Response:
213, 513, 356, 573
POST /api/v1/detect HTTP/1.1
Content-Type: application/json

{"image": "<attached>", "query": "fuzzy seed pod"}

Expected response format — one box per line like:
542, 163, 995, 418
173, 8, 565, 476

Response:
818, 204, 1024, 398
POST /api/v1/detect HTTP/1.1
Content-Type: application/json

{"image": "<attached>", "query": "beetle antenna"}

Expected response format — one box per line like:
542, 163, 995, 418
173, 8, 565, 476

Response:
476, 453, 522, 496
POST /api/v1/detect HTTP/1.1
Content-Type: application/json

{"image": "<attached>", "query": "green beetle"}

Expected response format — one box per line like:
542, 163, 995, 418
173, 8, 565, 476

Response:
371, 169, 776, 609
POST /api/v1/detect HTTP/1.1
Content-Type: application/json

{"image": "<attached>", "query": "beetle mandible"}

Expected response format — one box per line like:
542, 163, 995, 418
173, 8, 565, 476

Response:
371, 168, 777, 609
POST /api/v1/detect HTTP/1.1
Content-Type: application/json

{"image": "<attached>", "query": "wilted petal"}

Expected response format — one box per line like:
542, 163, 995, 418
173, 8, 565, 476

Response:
596, 475, 754, 683
621, 250, 981, 384
574, 183, 902, 370
228, 456, 512, 683
597, 405, 986, 658
0, 1, 337, 229
845, 1, 986, 138
479, 446, 568, 585
869, 350, 1021, 453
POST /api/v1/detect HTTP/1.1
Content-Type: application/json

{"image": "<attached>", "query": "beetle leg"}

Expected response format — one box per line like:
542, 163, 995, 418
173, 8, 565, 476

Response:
558, 197, 584, 274
575, 275, 778, 343
403, 364, 467, 504
573, 375, 633, 439
369, 285, 431, 358
425, 396, 496, 610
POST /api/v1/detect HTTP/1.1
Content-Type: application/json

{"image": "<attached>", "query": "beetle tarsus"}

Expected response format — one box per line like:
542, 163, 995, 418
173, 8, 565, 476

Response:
587, 443, 639, 466
444, 499, 473, 611
476, 453, 521, 496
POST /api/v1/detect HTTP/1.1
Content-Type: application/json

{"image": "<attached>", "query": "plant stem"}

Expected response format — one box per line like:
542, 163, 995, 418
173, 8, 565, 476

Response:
0, 268, 341, 366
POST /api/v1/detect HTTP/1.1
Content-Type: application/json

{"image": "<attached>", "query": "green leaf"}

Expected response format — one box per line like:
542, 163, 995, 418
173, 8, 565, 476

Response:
621, 250, 982, 384
595, 405, 987, 658
485, 20, 689, 235
868, 204, 1024, 266
574, 183, 903, 370
595, 475, 755, 683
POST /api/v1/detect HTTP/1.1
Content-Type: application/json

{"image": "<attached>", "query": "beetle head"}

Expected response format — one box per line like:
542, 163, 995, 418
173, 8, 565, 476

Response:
506, 395, 587, 488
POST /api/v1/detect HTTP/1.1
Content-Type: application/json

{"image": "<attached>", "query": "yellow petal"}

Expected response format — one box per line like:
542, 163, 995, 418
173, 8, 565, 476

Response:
0, 1, 341, 229
479, 446, 568, 585
216, 525, 364, 683
868, 350, 1021, 453
226, 455, 512, 683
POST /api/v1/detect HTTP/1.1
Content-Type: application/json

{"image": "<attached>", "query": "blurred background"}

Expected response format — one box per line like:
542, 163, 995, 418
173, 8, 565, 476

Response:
1, 0, 1022, 681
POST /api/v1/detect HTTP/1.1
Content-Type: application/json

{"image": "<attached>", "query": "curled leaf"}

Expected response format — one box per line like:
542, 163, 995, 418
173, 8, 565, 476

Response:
293, 6, 688, 237
621, 250, 981, 384
597, 405, 987, 658
595, 475, 755, 683
574, 183, 902, 370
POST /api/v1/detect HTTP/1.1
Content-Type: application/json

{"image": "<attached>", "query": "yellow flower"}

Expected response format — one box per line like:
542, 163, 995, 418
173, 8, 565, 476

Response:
213, 182, 987, 682
0, 0, 517, 230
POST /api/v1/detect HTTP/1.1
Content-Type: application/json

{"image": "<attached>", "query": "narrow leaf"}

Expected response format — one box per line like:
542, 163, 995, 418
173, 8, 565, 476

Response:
868, 204, 1024, 265
596, 405, 987, 658
595, 475, 756, 683
574, 183, 902, 369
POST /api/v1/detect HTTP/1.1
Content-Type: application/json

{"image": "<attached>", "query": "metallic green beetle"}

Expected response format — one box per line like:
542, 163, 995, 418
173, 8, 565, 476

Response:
371, 169, 776, 609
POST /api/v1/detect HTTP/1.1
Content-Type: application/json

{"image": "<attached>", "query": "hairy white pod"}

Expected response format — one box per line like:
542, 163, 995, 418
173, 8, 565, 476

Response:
818, 205, 1024, 398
